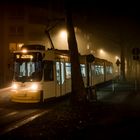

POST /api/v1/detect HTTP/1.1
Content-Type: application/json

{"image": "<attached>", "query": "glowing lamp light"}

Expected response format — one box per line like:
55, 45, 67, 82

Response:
12, 83, 18, 90
59, 30, 67, 40
30, 55, 33, 59
99, 49, 104, 54
87, 44, 90, 50
22, 49, 27, 53
115, 56, 120, 60
30, 84, 38, 90
18, 43, 24, 49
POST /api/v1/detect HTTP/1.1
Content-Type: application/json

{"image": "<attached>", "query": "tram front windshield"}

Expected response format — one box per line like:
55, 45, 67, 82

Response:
13, 53, 43, 82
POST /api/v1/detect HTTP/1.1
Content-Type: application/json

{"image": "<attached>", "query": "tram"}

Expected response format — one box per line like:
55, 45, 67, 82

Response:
11, 44, 113, 103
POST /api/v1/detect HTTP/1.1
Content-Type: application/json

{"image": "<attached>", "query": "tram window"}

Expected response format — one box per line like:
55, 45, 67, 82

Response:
27, 62, 35, 76
65, 63, 71, 79
19, 62, 26, 76
56, 61, 65, 85
95, 65, 104, 75
80, 64, 86, 77
95, 65, 99, 75
101, 66, 104, 74
106, 66, 113, 74
109, 66, 113, 74
56, 62, 60, 84
91, 65, 95, 71
44, 60, 54, 81
60, 62, 65, 84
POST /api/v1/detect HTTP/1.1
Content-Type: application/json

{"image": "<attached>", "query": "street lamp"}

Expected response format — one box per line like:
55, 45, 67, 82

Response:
59, 30, 67, 40
98, 49, 106, 59
115, 56, 120, 60
99, 49, 105, 54
54, 29, 68, 50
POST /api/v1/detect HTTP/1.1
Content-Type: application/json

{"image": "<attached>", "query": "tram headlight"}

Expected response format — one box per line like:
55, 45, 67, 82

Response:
11, 83, 18, 90
30, 83, 38, 91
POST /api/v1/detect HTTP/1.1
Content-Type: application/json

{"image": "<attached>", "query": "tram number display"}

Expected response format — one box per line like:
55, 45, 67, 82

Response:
16, 54, 33, 59
14, 52, 43, 61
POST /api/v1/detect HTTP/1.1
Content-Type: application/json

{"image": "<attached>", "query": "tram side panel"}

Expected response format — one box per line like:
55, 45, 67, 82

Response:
43, 52, 72, 100
93, 60, 105, 85
42, 60, 56, 100
65, 62, 72, 94
88, 58, 114, 87
55, 60, 67, 97
105, 61, 114, 82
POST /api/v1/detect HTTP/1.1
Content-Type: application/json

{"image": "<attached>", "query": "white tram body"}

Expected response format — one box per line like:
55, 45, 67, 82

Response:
11, 44, 113, 103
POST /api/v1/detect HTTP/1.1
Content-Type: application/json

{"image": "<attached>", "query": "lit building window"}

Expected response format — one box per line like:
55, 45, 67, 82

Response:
9, 43, 16, 52
9, 43, 24, 52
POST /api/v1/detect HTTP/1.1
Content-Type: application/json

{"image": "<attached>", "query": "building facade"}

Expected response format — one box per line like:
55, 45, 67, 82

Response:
0, 5, 50, 87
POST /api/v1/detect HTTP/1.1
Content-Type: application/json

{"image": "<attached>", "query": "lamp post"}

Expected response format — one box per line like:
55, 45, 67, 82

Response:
116, 58, 121, 80
59, 30, 67, 39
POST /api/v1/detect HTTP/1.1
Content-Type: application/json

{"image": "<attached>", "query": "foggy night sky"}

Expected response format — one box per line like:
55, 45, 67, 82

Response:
2, 0, 140, 55
3, 0, 140, 29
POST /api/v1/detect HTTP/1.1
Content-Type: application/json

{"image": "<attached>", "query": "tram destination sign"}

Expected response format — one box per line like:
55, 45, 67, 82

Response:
14, 52, 43, 61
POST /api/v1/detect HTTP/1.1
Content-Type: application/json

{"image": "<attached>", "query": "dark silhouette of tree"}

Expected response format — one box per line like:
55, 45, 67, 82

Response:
64, 1, 87, 104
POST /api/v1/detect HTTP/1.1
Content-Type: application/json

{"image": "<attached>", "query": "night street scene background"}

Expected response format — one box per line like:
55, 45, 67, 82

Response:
0, 0, 140, 139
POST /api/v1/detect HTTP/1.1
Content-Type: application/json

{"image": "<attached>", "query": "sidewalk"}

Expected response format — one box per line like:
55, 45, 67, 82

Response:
96, 80, 140, 101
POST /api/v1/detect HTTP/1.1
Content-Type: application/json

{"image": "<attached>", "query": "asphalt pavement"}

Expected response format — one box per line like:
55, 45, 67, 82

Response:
1, 79, 140, 140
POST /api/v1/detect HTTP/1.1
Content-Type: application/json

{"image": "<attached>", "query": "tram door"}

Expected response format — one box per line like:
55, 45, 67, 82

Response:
55, 60, 66, 97
88, 63, 93, 86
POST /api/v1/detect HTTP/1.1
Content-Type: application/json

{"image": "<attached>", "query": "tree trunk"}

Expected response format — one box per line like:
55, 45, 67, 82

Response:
65, 2, 86, 104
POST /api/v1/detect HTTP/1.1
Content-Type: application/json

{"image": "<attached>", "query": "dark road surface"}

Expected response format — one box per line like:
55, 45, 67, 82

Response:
1, 80, 140, 140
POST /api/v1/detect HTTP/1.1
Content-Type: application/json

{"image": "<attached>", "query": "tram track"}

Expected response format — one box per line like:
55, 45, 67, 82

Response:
0, 109, 51, 136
